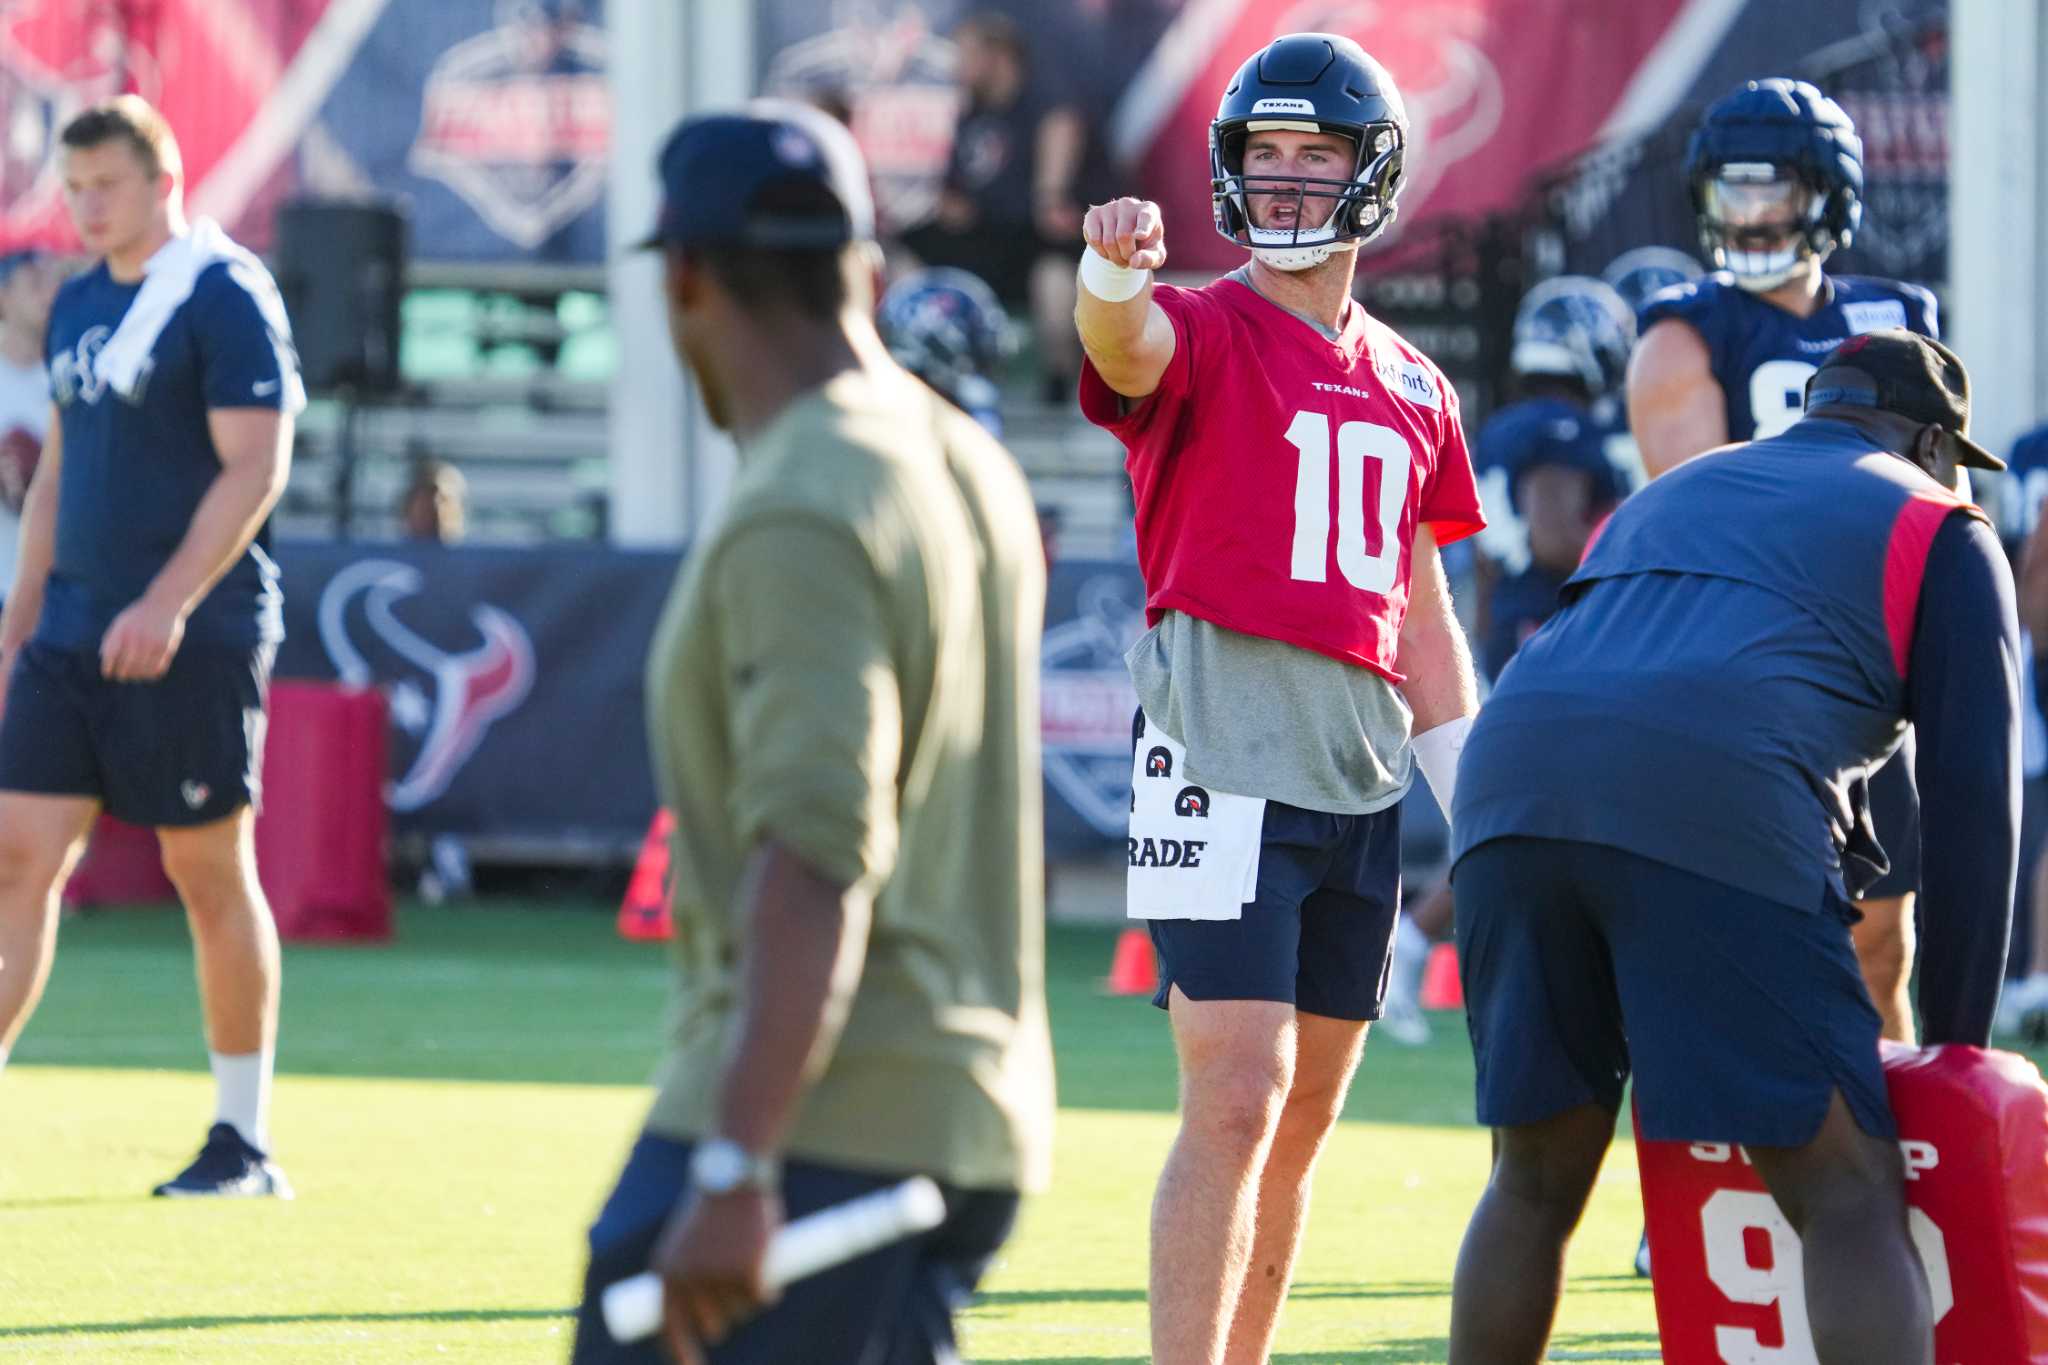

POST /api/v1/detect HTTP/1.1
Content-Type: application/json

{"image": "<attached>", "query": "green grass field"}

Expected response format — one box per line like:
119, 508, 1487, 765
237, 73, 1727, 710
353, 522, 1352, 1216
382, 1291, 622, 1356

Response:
5, 902, 2028, 1362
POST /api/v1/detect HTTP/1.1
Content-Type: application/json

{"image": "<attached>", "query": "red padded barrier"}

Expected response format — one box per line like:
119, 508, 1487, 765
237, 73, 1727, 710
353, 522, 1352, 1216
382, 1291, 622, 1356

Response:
1637, 1043, 2048, 1363
253, 680, 391, 941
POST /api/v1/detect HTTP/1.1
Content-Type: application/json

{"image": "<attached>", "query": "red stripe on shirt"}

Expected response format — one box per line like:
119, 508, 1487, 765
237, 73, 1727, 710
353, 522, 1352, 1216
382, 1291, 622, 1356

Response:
1883, 493, 1963, 677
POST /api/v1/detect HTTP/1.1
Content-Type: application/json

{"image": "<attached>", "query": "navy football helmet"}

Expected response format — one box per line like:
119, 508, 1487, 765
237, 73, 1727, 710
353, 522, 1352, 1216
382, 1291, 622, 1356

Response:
1601, 245, 1703, 316
1209, 32, 1408, 270
1684, 78, 1863, 292
877, 267, 1011, 432
1510, 275, 1636, 397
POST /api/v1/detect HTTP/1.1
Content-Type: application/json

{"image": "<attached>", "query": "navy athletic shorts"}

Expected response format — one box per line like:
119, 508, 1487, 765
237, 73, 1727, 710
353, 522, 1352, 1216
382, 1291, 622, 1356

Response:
1454, 835, 1894, 1147
1148, 796, 1403, 1021
571, 1134, 1019, 1365
1861, 732, 1920, 900
0, 638, 273, 826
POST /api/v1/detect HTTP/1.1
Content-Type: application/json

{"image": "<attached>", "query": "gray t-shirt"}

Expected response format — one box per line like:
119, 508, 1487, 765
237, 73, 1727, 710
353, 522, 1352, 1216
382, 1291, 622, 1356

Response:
1128, 610, 1416, 815
1122, 266, 1416, 815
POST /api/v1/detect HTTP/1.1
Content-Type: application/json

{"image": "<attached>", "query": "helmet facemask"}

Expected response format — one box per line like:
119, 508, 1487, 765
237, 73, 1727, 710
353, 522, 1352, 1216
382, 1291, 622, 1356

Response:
1697, 163, 1830, 293
1212, 120, 1403, 272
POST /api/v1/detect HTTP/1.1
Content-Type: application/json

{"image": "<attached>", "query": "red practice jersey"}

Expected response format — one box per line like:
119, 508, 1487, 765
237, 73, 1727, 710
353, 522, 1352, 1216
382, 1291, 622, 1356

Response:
1081, 276, 1484, 682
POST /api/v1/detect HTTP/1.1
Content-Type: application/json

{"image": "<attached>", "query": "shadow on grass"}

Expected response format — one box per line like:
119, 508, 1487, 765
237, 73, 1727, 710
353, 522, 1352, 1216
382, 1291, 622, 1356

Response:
0, 1307, 572, 1338
998, 1349, 1456, 1365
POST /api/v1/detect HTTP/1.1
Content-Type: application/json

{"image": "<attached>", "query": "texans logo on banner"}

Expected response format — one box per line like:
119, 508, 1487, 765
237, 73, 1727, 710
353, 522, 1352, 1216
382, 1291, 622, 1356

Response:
1040, 567, 1145, 845
1112, 0, 1696, 269
316, 558, 535, 812
408, 1, 609, 249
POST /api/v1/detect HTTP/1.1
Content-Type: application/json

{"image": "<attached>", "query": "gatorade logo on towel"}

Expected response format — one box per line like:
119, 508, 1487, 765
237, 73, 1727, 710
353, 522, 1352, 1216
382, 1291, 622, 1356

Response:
1127, 715, 1265, 921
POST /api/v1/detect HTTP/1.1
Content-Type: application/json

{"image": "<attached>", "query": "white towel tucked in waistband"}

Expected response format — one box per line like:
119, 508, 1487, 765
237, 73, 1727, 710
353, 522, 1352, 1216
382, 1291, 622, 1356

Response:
1126, 713, 1265, 921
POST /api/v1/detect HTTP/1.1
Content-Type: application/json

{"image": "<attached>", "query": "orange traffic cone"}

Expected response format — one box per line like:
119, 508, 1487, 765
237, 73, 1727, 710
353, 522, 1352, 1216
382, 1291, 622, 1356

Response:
1420, 942, 1463, 1010
617, 809, 676, 942
1106, 926, 1158, 995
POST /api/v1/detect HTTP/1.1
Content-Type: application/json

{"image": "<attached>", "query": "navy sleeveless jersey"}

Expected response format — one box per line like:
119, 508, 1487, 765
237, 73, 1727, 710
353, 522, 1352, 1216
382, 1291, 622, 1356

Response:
1639, 271, 1938, 442
42, 254, 301, 650
1452, 418, 1979, 912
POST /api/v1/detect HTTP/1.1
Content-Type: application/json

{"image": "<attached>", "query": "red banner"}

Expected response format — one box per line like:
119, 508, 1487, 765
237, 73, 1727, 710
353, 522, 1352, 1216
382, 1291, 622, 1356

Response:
0, 0, 340, 252
1115, 0, 1696, 270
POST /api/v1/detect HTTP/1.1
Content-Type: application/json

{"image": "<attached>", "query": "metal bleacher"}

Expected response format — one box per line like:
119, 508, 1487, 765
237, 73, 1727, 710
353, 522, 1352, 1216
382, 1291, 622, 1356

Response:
275, 280, 615, 543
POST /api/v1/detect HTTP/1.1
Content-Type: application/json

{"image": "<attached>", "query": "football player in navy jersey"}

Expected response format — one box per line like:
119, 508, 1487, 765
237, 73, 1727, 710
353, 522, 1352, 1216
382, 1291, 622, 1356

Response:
1626, 79, 1939, 1054
1470, 275, 1633, 648
0, 99, 300, 1197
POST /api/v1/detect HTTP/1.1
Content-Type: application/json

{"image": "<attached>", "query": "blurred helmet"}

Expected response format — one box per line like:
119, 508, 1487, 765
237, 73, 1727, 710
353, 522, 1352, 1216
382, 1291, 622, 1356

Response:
1510, 275, 1636, 397
1209, 32, 1409, 271
1601, 245, 1704, 316
877, 267, 1011, 425
1684, 78, 1863, 292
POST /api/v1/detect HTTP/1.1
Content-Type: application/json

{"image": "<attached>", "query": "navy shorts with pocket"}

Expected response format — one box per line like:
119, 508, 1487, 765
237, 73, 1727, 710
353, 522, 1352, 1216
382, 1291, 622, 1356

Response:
1454, 835, 1894, 1148
0, 638, 273, 827
1148, 796, 1403, 1022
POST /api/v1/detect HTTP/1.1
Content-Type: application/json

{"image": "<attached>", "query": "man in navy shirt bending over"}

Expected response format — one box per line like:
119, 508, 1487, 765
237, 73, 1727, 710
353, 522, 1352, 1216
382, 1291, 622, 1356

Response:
1446, 330, 2019, 1365
0, 97, 302, 1196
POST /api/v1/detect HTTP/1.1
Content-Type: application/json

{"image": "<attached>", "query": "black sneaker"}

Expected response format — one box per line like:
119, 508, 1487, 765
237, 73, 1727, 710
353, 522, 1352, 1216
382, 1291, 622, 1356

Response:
152, 1123, 294, 1199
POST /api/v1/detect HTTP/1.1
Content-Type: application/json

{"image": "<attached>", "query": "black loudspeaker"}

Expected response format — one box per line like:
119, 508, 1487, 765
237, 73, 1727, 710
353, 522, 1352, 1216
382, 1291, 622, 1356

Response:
274, 198, 407, 396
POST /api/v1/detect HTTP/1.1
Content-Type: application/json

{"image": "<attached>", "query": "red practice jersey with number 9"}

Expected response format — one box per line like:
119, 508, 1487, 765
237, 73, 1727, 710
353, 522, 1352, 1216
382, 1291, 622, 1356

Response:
1080, 277, 1484, 683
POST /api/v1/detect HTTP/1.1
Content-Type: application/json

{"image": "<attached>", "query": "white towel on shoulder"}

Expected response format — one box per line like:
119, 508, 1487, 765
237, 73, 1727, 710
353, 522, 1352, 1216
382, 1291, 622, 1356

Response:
92, 216, 237, 400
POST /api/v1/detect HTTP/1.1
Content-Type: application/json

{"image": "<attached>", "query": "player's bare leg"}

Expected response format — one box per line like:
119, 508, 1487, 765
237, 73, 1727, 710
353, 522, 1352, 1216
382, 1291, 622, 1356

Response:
1850, 893, 1916, 1043
0, 792, 98, 1056
1746, 1090, 1932, 1365
1150, 990, 1294, 1365
1448, 1102, 1614, 1364
1224, 1009, 1367, 1363
158, 808, 279, 1059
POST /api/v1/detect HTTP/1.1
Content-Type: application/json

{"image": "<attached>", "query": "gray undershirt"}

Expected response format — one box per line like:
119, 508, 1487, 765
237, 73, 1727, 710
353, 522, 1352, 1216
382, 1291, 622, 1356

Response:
1130, 269, 1414, 813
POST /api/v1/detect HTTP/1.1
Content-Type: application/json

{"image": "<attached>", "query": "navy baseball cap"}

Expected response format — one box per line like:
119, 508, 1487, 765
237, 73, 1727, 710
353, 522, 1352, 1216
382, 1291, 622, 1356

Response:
634, 100, 874, 252
1806, 329, 2004, 470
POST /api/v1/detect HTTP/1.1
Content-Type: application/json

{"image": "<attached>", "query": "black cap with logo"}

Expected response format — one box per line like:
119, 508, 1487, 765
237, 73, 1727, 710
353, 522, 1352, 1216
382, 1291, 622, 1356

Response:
1804, 328, 2004, 470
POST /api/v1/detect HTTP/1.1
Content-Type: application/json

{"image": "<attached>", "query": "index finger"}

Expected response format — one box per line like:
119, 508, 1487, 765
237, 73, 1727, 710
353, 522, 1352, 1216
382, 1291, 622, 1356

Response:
661, 1290, 708, 1365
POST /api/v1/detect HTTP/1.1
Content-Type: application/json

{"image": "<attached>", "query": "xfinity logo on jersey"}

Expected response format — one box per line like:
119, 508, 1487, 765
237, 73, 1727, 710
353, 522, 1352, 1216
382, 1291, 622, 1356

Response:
1842, 300, 1909, 335
1364, 358, 1443, 411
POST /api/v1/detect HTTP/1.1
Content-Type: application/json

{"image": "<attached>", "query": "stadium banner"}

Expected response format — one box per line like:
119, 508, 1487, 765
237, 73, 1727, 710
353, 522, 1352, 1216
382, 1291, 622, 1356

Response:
0, 0, 609, 264
271, 537, 674, 857
272, 541, 1149, 861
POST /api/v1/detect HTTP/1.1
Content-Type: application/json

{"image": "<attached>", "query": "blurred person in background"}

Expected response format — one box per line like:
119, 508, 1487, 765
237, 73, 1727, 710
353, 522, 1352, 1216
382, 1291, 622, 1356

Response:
570, 101, 1052, 1365
0, 96, 302, 1197
1998, 487, 2048, 1038
1626, 78, 1939, 1055
1600, 244, 1702, 320
1468, 275, 1635, 645
902, 9, 1093, 401
0, 250, 60, 608
398, 456, 468, 544
875, 265, 1012, 435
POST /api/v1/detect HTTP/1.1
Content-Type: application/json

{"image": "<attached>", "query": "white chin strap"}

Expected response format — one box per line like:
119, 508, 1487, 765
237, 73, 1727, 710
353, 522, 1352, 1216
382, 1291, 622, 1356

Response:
1725, 237, 1815, 293
1247, 227, 1351, 272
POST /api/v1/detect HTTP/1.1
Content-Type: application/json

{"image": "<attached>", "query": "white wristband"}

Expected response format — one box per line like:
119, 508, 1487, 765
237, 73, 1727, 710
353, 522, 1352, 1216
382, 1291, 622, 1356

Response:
1078, 247, 1150, 302
1411, 715, 1474, 826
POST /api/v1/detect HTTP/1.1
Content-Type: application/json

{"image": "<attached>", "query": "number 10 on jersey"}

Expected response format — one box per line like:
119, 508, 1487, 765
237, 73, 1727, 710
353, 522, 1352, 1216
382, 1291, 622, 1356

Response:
1287, 411, 1413, 596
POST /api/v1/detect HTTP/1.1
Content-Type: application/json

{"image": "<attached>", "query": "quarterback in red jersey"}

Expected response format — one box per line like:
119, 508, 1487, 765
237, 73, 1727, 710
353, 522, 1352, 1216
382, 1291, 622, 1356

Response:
1075, 31, 1484, 1365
